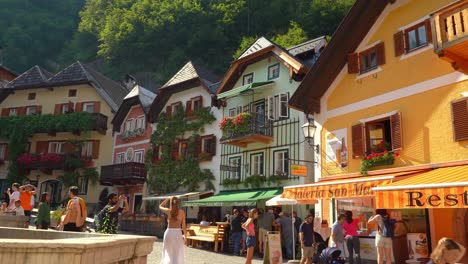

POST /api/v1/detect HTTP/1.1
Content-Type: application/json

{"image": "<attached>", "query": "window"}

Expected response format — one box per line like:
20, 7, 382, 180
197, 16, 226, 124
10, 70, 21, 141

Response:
274, 150, 289, 176
62, 104, 70, 114
83, 103, 95, 113
68, 89, 77, 97
394, 20, 432, 56
229, 156, 241, 179
201, 135, 216, 156
242, 73, 254, 85
192, 96, 203, 111
26, 106, 37, 116
243, 104, 250, 113
115, 153, 125, 164
9, 108, 17, 116
267, 93, 289, 120
48, 142, 65, 154
125, 119, 135, 132
406, 24, 427, 50
134, 150, 145, 163
172, 102, 182, 114
268, 63, 280, 80
0, 144, 6, 160
250, 153, 264, 175
348, 42, 385, 74
81, 141, 93, 157
451, 98, 468, 141
229, 108, 236, 117
179, 141, 189, 159
136, 116, 145, 130
28, 93, 36, 100
77, 176, 88, 195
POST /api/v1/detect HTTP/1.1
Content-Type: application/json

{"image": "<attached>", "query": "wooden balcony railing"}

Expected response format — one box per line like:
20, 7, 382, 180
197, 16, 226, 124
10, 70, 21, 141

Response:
100, 162, 147, 186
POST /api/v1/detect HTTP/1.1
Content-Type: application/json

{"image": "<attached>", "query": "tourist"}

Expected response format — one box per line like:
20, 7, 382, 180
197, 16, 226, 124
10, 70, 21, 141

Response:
241, 209, 249, 255
331, 214, 346, 257
3, 188, 10, 205
0, 202, 8, 214
8, 200, 25, 216
19, 184, 38, 228
343, 211, 361, 264
427, 237, 466, 264
293, 211, 302, 236
96, 193, 129, 234
36, 192, 51, 230
258, 208, 275, 256
60, 186, 87, 232
242, 208, 258, 264
8, 183, 20, 210
368, 209, 396, 264
276, 212, 294, 259
159, 196, 186, 264
300, 215, 325, 264
230, 208, 243, 256
199, 215, 210, 226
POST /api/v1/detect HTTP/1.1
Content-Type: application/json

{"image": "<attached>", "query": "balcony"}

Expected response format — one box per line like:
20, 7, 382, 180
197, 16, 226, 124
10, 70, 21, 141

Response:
16, 153, 93, 174
432, 0, 468, 73
219, 114, 273, 148
100, 162, 147, 186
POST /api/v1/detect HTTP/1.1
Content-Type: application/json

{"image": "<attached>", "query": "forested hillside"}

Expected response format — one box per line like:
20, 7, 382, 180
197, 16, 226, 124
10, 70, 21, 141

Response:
0, 0, 354, 86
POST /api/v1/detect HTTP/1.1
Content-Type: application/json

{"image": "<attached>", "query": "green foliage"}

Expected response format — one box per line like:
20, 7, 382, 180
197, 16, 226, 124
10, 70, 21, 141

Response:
223, 178, 241, 188
360, 151, 397, 176
146, 107, 216, 194
266, 174, 283, 187
272, 21, 308, 49
243, 175, 266, 188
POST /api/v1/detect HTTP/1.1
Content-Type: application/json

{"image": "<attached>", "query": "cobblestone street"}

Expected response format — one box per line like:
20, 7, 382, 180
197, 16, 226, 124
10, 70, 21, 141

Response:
148, 240, 264, 264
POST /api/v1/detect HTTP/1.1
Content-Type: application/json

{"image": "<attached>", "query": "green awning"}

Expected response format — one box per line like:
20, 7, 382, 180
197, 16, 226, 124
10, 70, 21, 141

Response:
217, 81, 273, 99
182, 188, 282, 207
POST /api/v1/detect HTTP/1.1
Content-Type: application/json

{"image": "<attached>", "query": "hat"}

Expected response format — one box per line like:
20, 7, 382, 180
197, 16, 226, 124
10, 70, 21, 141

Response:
279, 212, 284, 216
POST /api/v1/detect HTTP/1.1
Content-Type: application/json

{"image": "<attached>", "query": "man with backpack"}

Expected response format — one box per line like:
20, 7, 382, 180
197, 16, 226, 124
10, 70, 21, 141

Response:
59, 186, 87, 232
368, 209, 396, 264
96, 193, 128, 234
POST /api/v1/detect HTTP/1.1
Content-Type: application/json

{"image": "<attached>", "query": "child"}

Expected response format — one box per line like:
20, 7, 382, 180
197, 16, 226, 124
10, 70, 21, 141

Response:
242, 208, 259, 264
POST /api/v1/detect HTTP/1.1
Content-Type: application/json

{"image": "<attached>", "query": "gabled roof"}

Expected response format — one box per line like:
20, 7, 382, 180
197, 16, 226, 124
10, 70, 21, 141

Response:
0, 64, 18, 79
289, 0, 391, 114
148, 61, 219, 122
216, 36, 309, 95
112, 84, 156, 131
7, 65, 53, 89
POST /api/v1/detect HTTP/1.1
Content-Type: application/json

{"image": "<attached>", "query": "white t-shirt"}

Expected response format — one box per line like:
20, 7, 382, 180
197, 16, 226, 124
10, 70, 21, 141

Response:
8, 191, 20, 209
15, 206, 25, 216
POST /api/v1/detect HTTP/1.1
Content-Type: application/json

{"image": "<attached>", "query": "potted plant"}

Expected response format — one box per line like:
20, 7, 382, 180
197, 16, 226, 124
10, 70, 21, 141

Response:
39, 153, 64, 168
267, 174, 283, 186
198, 152, 212, 161
361, 144, 399, 175
223, 178, 241, 187
243, 174, 266, 188
219, 117, 234, 137
17, 153, 39, 168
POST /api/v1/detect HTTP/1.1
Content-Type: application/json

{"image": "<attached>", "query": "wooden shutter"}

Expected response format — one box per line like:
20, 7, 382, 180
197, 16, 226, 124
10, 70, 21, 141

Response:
152, 146, 160, 162
451, 98, 468, 141
209, 136, 217, 156
390, 112, 403, 150
195, 137, 202, 157
92, 140, 100, 159
17, 107, 27, 116
54, 104, 61, 115
195, 96, 203, 110
186, 100, 192, 115
36, 141, 49, 154
68, 101, 74, 112
347, 53, 359, 74
64, 142, 76, 154
375, 42, 386, 66
171, 141, 179, 160
425, 19, 432, 43
75, 102, 83, 112
93, 102, 101, 113
1, 108, 9, 116
351, 123, 365, 158
393, 31, 405, 57
36, 105, 42, 115
166, 105, 172, 117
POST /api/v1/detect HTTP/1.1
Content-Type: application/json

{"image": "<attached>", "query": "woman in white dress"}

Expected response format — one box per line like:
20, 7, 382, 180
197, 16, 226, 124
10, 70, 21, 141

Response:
159, 196, 186, 264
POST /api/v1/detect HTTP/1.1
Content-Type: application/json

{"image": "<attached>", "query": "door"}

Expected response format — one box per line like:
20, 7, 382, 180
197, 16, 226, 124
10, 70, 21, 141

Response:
253, 101, 266, 133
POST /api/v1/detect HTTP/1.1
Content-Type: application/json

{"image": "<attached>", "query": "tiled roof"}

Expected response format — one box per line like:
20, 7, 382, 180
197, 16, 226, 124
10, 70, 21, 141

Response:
0, 64, 18, 77
124, 84, 156, 114
238, 37, 275, 59
7, 65, 53, 88
161, 61, 219, 90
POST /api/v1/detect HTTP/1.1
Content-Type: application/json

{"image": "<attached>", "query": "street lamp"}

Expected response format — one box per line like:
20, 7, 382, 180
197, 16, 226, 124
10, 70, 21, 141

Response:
301, 118, 319, 153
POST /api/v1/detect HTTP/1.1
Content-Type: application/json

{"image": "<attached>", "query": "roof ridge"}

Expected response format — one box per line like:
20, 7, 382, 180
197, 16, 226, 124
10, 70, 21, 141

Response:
287, 36, 326, 50
161, 61, 197, 88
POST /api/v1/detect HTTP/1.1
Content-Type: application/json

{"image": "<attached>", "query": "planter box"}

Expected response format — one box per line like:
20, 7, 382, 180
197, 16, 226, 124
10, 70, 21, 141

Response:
372, 159, 394, 166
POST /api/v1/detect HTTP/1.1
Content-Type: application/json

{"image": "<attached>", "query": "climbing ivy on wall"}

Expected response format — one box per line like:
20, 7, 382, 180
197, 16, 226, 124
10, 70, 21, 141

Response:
146, 107, 217, 194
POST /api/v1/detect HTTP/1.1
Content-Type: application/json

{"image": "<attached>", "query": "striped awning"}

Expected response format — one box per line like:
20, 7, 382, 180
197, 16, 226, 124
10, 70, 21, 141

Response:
373, 165, 468, 209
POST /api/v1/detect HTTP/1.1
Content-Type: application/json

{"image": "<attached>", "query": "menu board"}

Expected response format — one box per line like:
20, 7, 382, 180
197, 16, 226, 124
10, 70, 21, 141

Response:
265, 232, 283, 264
407, 233, 429, 259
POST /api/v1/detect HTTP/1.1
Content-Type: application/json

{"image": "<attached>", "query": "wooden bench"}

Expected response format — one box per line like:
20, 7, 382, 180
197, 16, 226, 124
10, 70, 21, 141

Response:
186, 223, 226, 252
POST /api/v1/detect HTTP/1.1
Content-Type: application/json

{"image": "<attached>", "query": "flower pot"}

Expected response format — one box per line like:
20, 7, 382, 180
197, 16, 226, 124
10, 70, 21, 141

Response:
372, 159, 394, 166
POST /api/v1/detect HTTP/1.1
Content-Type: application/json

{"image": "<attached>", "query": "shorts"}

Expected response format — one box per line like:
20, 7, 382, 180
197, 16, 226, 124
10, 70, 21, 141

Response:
258, 228, 268, 245
301, 246, 314, 259
246, 235, 256, 248
376, 235, 392, 249
24, 210, 31, 216
242, 230, 247, 240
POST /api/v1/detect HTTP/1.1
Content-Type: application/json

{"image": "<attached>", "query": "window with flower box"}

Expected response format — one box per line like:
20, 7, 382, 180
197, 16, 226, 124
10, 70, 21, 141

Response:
199, 135, 216, 160
136, 116, 145, 130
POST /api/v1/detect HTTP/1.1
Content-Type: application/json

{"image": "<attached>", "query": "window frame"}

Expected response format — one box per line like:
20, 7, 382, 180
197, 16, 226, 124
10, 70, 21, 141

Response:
228, 156, 242, 179
136, 115, 146, 130
201, 135, 216, 155
83, 102, 95, 113
68, 89, 77, 97
267, 63, 280, 80
191, 96, 203, 111
26, 106, 37, 116
81, 141, 93, 157
28, 93, 36, 101
404, 21, 430, 52
77, 176, 88, 195
115, 153, 125, 164
359, 47, 378, 73
61, 103, 70, 114
133, 150, 145, 163
273, 149, 289, 176
250, 152, 264, 176
229, 108, 236, 117
48, 142, 65, 154
178, 140, 189, 159
8, 108, 17, 116
171, 102, 183, 115
242, 73, 254, 85
125, 118, 135, 132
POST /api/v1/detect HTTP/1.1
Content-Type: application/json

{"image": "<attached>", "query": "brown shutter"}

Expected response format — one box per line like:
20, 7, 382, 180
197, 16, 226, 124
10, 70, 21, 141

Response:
92, 140, 100, 159
36, 141, 49, 154
347, 53, 359, 74
54, 104, 61, 115
171, 141, 179, 160
425, 19, 432, 43
451, 98, 468, 141
94, 102, 101, 113
75, 102, 83, 112
68, 101, 74, 112
351, 123, 365, 158
209, 136, 217, 156
1, 108, 9, 116
390, 112, 403, 150
195, 137, 202, 157
196, 96, 203, 110
186, 100, 192, 115
393, 31, 405, 57
18, 107, 27, 116
375, 42, 386, 65
36, 105, 42, 115
166, 105, 172, 117
64, 142, 76, 154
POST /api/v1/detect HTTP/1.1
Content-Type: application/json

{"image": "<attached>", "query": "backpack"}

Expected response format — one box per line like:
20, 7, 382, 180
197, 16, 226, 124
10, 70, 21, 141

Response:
380, 218, 396, 238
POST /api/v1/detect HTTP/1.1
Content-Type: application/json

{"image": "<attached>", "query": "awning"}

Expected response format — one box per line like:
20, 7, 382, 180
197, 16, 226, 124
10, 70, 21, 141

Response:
281, 173, 415, 202
217, 81, 273, 99
373, 165, 468, 209
183, 188, 282, 207
143, 191, 213, 201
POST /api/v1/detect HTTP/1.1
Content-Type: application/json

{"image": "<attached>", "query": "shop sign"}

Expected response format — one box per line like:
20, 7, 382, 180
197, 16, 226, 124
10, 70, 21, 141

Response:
291, 164, 307, 177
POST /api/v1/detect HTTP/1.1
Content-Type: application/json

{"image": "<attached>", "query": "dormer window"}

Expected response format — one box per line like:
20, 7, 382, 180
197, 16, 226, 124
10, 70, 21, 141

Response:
242, 73, 254, 85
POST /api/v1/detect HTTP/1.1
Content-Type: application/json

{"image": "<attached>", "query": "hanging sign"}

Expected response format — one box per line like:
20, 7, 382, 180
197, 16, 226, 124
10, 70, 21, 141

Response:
264, 232, 283, 264
291, 164, 307, 177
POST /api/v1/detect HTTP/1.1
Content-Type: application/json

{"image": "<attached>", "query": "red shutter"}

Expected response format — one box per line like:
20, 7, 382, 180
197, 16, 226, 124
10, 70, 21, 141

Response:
166, 105, 172, 117
375, 42, 386, 66
390, 112, 403, 150
36, 141, 49, 154
94, 102, 101, 113
393, 31, 405, 57
186, 100, 192, 115
171, 141, 179, 160
209, 136, 217, 156
347, 53, 359, 74
1, 108, 9, 116
36, 105, 42, 115
92, 140, 100, 159
352, 123, 365, 158
17, 107, 27, 116
425, 19, 432, 44
54, 104, 61, 115
75, 103, 83, 112
451, 98, 468, 141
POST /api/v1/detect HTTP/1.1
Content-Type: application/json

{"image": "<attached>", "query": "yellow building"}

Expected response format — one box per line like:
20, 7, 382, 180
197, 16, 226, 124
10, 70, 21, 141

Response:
286, 0, 467, 261
0, 62, 128, 212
